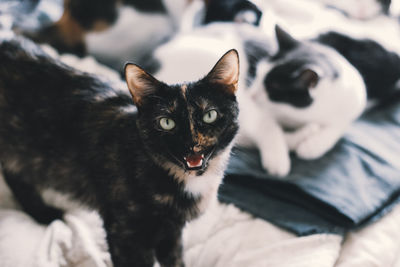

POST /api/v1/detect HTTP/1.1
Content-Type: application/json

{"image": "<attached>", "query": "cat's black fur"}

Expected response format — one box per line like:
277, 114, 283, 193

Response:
316, 31, 400, 100
0, 35, 239, 267
204, 0, 262, 26
379, 0, 392, 14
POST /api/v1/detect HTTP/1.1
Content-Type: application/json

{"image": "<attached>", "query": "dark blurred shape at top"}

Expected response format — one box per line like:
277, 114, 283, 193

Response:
204, 0, 262, 26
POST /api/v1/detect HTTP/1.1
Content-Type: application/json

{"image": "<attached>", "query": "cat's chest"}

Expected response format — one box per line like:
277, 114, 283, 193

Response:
151, 174, 219, 222
183, 172, 222, 215
160, 170, 222, 218
160, 149, 230, 218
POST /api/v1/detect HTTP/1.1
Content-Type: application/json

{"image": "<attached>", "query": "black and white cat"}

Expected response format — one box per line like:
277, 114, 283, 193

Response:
245, 26, 366, 176
247, 25, 400, 176
0, 33, 240, 267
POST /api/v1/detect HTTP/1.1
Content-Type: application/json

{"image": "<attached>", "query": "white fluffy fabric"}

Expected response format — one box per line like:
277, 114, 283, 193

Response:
2, 167, 400, 267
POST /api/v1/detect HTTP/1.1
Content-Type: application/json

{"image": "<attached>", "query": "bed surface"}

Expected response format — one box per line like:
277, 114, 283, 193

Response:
2, 174, 400, 267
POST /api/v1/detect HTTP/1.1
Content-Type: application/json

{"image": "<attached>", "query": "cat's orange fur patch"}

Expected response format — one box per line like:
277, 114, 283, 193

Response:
154, 194, 174, 205
55, 6, 85, 46
197, 133, 217, 148
181, 84, 188, 98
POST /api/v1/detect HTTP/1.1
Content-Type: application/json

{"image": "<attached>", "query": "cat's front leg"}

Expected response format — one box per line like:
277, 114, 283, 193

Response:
291, 124, 344, 160
255, 120, 291, 177
104, 221, 156, 267
237, 91, 290, 177
155, 228, 184, 267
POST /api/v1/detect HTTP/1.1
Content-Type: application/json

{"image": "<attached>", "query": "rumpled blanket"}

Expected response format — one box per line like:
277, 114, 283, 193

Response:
220, 99, 400, 235
3, 176, 400, 267
0, 171, 112, 267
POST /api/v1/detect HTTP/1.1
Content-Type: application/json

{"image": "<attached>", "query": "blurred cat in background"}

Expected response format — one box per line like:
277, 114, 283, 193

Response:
13, 0, 169, 56
0, 32, 240, 266
7, 0, 262, 70
248, 26, 367, 173
247, 25, 400, 175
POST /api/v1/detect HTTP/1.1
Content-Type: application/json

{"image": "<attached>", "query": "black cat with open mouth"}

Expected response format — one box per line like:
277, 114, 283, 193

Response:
0, 33, 240, 267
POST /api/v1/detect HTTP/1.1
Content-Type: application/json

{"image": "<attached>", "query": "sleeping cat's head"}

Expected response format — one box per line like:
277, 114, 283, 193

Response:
124, 49, 239, 174
263, 26, 339, 108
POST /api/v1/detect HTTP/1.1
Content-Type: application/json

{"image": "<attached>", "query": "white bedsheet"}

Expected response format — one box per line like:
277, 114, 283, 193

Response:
185, 200, 400, 267
2, 168, 400, 267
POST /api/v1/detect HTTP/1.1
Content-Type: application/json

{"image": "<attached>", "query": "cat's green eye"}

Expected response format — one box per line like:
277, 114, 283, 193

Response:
159, 117, 176, 130
203, 109, 218, 124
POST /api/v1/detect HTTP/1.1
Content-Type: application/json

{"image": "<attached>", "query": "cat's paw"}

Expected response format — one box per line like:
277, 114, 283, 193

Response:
296, 140, 327, 160
295, 134, 333, 160
285, 123, 321, 151
295, 127, 341, 160
260, 148, 291, 177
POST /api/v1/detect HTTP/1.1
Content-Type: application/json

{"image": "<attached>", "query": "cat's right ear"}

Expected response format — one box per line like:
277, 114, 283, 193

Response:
275, 25, 299, 51
124, 63, 161, 106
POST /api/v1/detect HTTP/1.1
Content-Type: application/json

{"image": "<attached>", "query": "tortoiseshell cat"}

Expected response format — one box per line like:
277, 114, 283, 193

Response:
0, 34, 240, 267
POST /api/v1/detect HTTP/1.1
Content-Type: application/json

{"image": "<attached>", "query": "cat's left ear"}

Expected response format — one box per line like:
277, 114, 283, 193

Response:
124, 63, 161, 106
205, 49, 240, 95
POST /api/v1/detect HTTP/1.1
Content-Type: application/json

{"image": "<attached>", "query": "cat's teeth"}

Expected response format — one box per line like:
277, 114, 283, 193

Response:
184, 154, 204, 168
187, 159, 203, 168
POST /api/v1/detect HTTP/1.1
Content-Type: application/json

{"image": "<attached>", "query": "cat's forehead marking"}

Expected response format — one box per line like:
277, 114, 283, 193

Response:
187, 105, 196, 138
181, 84, 188, 100
179, 84, 215, 145
197, 133, 217, 147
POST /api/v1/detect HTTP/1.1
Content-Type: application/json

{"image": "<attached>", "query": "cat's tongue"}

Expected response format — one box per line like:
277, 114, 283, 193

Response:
184, 154, 204, 168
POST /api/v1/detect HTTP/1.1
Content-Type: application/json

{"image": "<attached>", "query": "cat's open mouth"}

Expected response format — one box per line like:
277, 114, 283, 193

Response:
184, 154, 204, 170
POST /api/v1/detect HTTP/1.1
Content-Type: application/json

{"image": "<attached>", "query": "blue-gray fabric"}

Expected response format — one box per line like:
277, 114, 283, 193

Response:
218, 100, 400, 236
